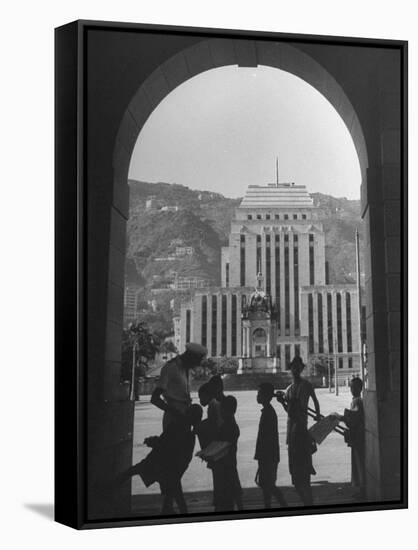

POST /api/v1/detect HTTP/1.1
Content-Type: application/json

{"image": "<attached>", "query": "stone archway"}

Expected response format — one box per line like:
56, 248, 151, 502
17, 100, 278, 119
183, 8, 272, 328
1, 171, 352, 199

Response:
85, 29, 403, 518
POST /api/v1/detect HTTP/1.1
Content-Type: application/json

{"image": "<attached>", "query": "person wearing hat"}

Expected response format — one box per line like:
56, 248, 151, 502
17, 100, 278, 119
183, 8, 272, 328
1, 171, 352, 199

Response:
276, 356, 320, 506
151, 342, 207, 430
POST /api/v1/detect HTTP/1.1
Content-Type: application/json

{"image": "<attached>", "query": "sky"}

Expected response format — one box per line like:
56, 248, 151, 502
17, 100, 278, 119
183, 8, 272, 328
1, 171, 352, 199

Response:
128, 65, 361, 200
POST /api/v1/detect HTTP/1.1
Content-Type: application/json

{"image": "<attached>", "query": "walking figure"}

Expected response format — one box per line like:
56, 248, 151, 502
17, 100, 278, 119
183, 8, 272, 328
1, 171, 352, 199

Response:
254, 383, 287, 508
277, 356, 320, 506
127, 404, 203, 515
335, 376, 365, 500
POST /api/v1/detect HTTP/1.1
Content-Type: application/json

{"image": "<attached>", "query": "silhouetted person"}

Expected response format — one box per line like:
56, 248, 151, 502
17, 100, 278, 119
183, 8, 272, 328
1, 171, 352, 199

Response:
129, 404, 203, 515
209, 374, 226, 406
197, 382, 219, 449
337, 377, 365, 500
255, 383, 287, 508
151, 343, 207, 430
211, 395, 243, 511
277, 356, 320, 506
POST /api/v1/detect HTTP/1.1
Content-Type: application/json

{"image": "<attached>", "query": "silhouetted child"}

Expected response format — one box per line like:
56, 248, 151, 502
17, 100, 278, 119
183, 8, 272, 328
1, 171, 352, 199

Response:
339, 377, 365, 499
209, 374, 226, 406
255, 383, 287, 508
131, 404, 203, 515
211, 395, 243, 511
198, 381, 222, 448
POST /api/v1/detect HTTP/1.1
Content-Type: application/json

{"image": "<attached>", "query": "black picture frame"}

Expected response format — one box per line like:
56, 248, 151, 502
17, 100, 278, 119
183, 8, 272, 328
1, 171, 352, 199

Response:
55, 19, 408, 529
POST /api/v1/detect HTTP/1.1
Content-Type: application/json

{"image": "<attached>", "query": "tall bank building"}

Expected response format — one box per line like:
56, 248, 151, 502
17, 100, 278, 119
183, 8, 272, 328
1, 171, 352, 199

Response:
177, 182, 361, 375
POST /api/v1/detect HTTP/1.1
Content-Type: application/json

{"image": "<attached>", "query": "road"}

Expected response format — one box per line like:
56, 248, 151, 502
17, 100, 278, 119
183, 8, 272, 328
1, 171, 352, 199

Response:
132, 387, 352, 495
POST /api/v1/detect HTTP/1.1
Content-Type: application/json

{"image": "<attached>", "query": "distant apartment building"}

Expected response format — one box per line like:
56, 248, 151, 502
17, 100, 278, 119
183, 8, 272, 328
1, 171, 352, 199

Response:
145, 196, 165, 210
123, 282, 141, 325
173, 276, 210, 291
146, 196, 179, 212
178, 182, 361, 376
175, 246, 194, 257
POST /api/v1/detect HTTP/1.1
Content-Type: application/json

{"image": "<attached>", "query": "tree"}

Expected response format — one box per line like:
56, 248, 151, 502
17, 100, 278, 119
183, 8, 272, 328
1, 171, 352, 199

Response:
159, 339, 177, 355
120, 322, 159, 385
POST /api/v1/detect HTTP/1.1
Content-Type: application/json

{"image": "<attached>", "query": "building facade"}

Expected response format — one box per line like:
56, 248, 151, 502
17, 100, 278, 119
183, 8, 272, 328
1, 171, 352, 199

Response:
179, 183, 361, 375
123, 282, 142, 325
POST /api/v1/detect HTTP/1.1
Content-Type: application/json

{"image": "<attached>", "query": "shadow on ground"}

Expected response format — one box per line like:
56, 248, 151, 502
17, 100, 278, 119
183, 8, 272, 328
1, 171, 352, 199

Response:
24, 503, 54, 521
132, 482, 360, 516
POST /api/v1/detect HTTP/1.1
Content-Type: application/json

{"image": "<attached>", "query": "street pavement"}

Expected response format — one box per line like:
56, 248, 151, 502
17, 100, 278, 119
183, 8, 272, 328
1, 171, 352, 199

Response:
132, 387, 352, 496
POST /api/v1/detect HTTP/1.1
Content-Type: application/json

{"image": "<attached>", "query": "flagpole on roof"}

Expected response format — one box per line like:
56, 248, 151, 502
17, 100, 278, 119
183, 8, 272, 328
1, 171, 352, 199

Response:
276, 157, 279, 186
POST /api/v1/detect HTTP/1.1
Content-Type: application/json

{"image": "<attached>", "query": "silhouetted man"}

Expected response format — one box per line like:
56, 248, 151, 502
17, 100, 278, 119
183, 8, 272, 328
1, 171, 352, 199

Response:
151, 342, 207, 430
277, 356, 320, 506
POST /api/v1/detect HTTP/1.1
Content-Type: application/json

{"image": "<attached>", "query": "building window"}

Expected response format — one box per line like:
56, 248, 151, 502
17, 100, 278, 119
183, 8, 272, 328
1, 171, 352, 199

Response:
302, 214, 307, 220
266, 214, 271, 220
285, 239, 290, 331
293, 214, 298, 220
346, 292, 352, 353
295, 344, 300, 357
257, 214, 262, 220
348, 358, 353, 369
308, 294, 314, 353
256, 234, 262, 272
294, 236, 299, 333
266, 235, 271, 295
284, 214, 289, 220
231, 294, 237, 356
186, 309, 191, 344
221, 295, 227, 355
327, 293, 333, 353
338, 358, 344, 369
211, 295, 217, 356
275, 214, 280, 220
201, 296, 207, 348
275, 234, 281, 332
285, 344, 291, 369
309, 233, 315, 285
225, 262, 230, 287
337, 292, 343, 353
240, 234, 246, 286
276, 344, 281, 359
247, 214, 252, 220
318, 293, 324, 353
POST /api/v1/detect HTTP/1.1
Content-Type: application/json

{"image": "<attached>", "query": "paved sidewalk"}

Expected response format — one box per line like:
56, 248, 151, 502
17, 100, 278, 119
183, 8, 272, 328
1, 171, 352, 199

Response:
132, 388, 352, 496
131, 481, 360, 516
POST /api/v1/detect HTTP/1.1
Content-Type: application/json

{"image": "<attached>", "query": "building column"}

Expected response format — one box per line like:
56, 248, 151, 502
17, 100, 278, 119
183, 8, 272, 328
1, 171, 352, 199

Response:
322, 290, 329, 354
289, 233, 295, 335
207, 294, 212, 357
279, 234, 285, 334
271, 232, 277, 302
237, 294, 242, 356
266, 328, 271, 357
342, 290, 348, 364
280, 344, 286, 371
313, 291, 319, 354
217, 293, 222, 357
226, 292, 232, 357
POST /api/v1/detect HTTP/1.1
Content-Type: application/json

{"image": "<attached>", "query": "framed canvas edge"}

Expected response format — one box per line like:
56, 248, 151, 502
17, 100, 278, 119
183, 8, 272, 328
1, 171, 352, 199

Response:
54, 19, 409, 530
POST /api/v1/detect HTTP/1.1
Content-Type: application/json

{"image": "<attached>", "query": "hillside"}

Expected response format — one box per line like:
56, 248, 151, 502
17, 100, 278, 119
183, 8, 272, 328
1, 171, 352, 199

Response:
125, 180, 364, 334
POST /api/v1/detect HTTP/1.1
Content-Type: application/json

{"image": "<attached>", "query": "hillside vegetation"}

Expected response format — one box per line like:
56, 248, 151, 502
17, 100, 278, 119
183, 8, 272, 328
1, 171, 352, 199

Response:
126, 180, 364, 335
